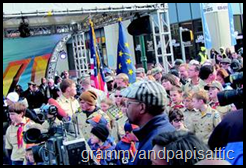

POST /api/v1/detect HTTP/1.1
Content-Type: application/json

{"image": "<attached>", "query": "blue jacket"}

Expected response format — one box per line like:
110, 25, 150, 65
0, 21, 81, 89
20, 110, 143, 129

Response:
216, 142, 243, 165
88, 138, 116, 165
132, 114, 175, 165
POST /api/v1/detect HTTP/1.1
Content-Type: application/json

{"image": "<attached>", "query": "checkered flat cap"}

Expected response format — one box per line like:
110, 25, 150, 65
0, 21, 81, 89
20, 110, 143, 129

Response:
121, 80, 167, 106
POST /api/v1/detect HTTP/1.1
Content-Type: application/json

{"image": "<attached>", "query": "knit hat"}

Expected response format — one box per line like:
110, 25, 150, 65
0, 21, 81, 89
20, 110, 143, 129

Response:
91, 124, 109, 142
121, 80, 167, 106
88, 114, 108, 127
6, 92, 19, 103
80, 90, 97, 106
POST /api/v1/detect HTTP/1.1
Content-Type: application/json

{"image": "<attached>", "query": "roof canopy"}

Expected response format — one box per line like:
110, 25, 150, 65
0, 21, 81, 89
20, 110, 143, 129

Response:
3, 3, 167, 29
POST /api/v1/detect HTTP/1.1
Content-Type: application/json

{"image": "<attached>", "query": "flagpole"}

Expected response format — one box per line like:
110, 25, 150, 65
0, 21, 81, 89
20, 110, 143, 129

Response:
139, 35, 148, 73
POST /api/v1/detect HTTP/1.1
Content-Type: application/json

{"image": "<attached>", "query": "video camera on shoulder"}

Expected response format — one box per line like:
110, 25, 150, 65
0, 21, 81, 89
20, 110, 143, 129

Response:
217, 72, 243, 109
23, 113, 92, 165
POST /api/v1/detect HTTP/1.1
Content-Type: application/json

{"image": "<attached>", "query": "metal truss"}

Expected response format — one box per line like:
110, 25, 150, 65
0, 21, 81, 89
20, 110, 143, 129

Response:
150, 4, 174, 73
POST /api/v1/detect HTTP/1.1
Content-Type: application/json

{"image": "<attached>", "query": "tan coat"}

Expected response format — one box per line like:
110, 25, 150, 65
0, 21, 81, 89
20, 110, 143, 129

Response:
183, 79, 204, 94
183, 109, 199, 131
189, 106, 221, 144
57, 94, 80, 118
72, 108, 110, 142
5, 121, 26, 161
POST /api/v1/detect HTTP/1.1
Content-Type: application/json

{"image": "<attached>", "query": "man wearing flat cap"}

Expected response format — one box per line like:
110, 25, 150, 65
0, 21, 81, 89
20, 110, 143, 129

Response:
220, 58, 233, 74
121, 80, 175, 165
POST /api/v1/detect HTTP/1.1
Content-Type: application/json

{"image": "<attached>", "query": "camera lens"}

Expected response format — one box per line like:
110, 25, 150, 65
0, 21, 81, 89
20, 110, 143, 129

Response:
49, 105, 57, 115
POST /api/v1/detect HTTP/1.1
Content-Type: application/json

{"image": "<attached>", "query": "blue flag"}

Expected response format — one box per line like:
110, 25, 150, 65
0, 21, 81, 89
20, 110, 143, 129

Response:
200, 3, 213, 49
116, 20, 136, 83
228, 3, 237, 46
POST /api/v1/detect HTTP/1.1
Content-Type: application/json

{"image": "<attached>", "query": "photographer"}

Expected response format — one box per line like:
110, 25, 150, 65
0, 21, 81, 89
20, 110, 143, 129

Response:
40, 105, 62, 134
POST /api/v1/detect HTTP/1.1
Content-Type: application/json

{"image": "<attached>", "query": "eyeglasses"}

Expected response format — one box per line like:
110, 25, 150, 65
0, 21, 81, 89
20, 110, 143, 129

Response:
173, 118, 184, 123
115, 95, 123, 98
126, 101, 141, 107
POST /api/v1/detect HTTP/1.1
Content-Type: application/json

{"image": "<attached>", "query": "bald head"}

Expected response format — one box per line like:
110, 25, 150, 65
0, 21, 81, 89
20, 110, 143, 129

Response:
48, 79, 54, 87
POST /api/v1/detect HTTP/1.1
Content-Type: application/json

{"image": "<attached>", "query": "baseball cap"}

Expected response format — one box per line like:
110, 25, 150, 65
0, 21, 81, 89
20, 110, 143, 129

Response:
221, 58, 231, 64
151, 67, 162, 76
105, 76, 114, 83
121, 80, 167, 106
189, 59, 200, 65
136, 67, 145, 74
174, 59, 184, 66
87, 114, 108, 127
204, 81, 224, 91
28, 81, 36, 86
6, 92, 19, 103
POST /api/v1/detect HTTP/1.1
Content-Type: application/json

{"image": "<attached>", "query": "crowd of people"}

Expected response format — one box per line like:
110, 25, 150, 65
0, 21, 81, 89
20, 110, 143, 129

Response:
3, 46, 243, 165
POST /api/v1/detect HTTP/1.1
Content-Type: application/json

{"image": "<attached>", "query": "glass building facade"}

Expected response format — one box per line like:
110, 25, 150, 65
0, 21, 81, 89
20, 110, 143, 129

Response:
133, 3, 243, 65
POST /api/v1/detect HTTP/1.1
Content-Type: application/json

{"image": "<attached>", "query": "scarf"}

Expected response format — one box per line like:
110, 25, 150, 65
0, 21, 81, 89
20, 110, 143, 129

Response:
121, 133, 139, 157
168, 102, 184, 109
16, 123, 25, 149
96, 142, 112, 164
211, 102, 220, 109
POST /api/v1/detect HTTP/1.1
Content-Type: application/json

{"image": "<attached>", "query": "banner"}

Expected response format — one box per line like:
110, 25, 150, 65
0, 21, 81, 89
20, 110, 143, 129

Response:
3, 34, 65, 96
202, 3, 228, 14
200, 3, 213, 49
228, 3, 237, 46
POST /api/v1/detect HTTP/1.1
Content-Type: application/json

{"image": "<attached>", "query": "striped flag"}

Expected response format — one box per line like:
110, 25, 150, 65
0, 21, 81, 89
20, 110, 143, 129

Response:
89, 19, 107, 92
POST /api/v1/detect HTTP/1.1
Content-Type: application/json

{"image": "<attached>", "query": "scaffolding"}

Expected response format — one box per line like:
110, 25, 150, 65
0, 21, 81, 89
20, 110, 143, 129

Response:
151, 4, 174, 73
72, 31, 89, 77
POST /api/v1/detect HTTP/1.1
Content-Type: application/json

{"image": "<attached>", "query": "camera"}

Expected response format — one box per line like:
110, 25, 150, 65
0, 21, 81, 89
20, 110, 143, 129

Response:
230, 72, 243, 86
23, 113, 92, 165
217, 72, 243, 109
217, 88, 243, 109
